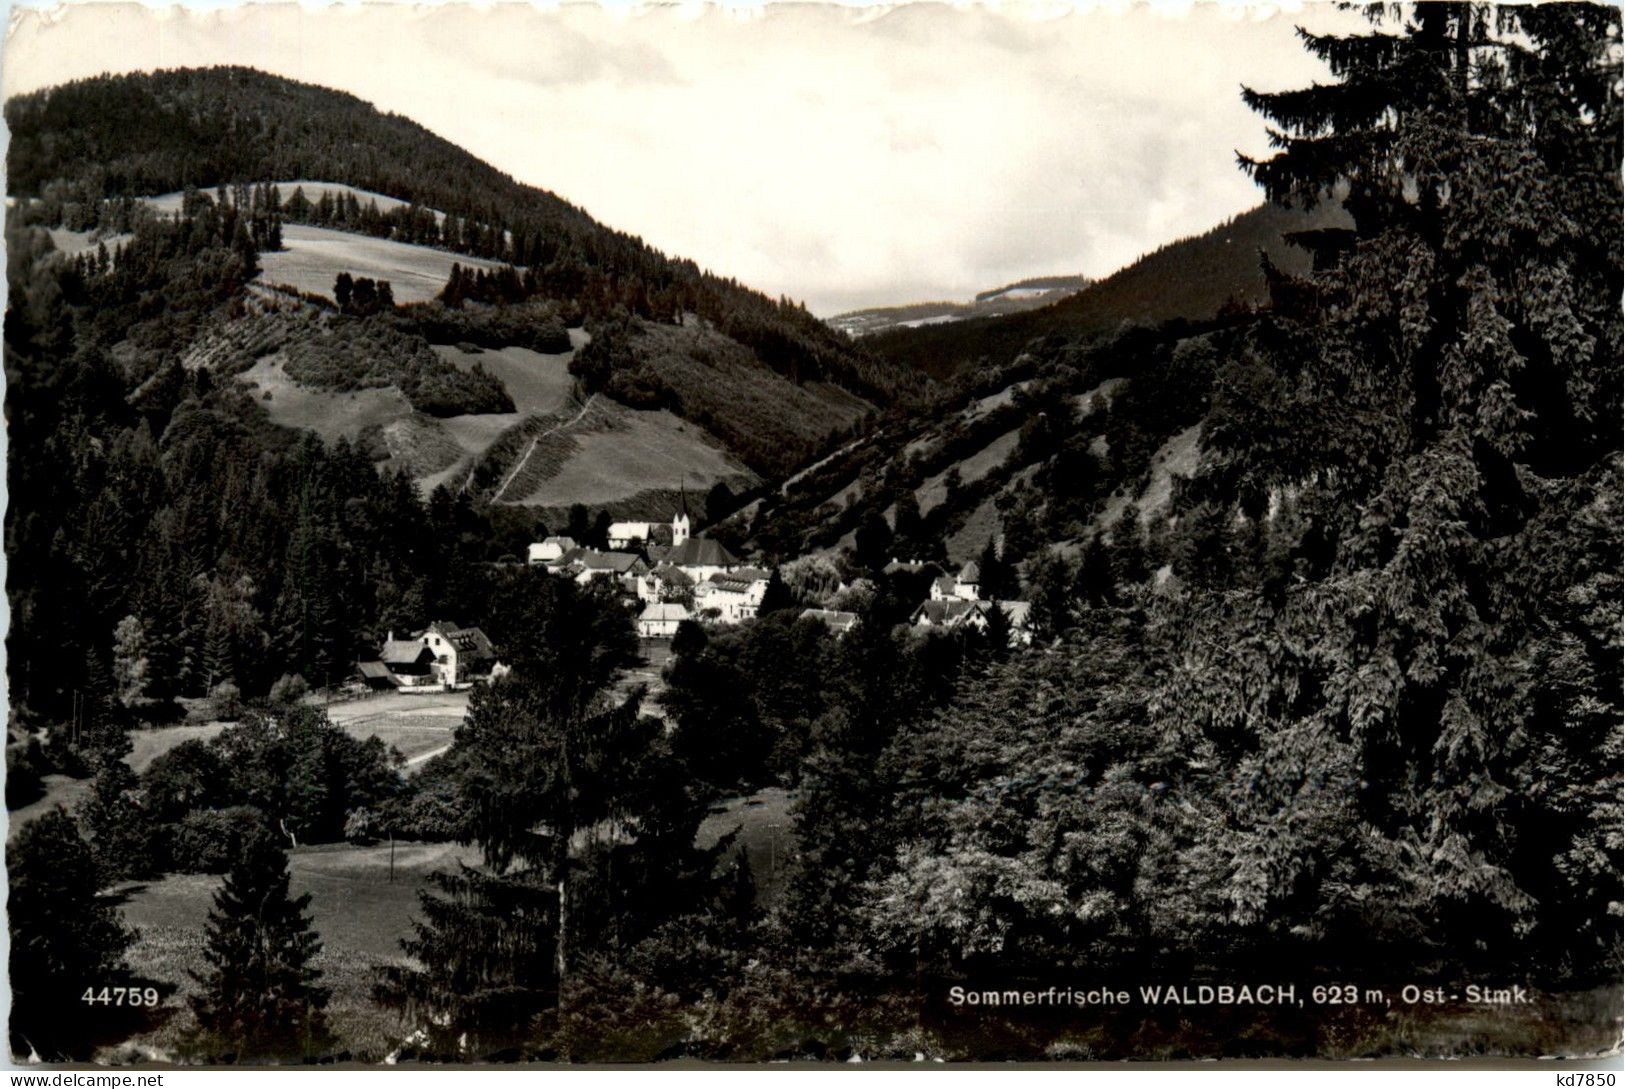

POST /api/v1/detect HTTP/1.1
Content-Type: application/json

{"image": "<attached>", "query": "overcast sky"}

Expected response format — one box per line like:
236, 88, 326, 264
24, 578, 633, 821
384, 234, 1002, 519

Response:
3, 2, 1359, 315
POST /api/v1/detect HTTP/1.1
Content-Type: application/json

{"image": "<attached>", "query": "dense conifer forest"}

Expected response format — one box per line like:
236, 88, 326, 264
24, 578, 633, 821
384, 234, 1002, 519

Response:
5, 2, 1620, 1065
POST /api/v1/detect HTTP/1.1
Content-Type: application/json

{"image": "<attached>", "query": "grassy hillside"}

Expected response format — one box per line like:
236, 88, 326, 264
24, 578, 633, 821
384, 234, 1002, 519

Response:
6, 67, 929, 414
573, 317, 875, 477
864, 201, 1350, 381
259, 223, 507, 305
735, 312, 1229, 570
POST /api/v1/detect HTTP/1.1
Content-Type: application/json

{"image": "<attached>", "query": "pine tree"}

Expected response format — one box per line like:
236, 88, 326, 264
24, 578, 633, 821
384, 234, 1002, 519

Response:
976, 536, 1013, 601
376, 866, 558, 1059
980, 601, 1013, 656
756, 567, 794, 616
1025, 552, 1075, 642
110, 615, 149, 711
1191, 2, 1625, 970
189, 832, 333, 1062
384, 578, 710, 1051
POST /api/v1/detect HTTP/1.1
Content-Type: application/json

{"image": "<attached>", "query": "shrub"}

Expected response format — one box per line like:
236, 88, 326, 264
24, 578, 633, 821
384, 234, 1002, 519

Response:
5, 741, 47, 810
378, 762, 466, 843
170, 806, 271, 874
210, 679, 242, 721
269, 673, 310, 705
344, 807, 377, 844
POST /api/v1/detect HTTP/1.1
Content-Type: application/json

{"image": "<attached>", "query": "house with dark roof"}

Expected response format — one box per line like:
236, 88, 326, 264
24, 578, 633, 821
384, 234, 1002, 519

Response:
910, 598, 991, 631
573, 550, 649, 584
355, 631, 442, 689
635, 563, 695, 605
665, 536, 742, 582
909, 598, 1029, 646
381, 636, 435, 673
356, 660, 404, 690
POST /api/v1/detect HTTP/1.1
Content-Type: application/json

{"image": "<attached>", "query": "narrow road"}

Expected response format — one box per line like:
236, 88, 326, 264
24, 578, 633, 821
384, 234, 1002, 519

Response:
493, 393, 596, 503
405, 742, 453, 769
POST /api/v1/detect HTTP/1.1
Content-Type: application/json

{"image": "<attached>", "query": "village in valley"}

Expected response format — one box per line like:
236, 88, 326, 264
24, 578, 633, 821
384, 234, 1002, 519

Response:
7, 4, 1619, 1063
354, 489, 1030, 694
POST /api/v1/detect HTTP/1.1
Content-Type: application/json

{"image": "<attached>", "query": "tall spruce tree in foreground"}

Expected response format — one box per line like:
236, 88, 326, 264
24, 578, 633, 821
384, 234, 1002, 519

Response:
380, 576, 717, 1058
1192, 0, 1622, 970
856, 2, 1621, 1000
189, 831, 333, 1062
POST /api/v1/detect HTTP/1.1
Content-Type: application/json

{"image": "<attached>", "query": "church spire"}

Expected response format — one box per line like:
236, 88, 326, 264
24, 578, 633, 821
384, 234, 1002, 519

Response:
672, 482, 691, 547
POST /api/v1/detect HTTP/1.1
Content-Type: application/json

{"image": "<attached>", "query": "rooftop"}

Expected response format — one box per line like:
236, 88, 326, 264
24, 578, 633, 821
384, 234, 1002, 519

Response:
666, 536, 741, 568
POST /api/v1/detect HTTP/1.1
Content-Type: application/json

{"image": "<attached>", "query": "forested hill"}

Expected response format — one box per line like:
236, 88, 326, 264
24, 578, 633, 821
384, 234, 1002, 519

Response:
5, 66, 927, 411
866, 199, 1350, 381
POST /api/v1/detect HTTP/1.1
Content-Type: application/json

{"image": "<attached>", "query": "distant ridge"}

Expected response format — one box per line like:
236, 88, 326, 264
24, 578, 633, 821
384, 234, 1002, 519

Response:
828, 274, 1092, 339
863, 200, 1352, 381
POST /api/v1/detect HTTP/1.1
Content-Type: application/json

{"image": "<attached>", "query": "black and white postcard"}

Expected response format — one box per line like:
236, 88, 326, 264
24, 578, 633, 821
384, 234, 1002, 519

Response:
3, 0, 1620, 1069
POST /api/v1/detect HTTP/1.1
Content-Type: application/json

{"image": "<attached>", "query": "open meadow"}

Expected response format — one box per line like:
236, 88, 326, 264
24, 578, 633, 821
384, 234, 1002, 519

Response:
145, 184, 504, 305
240, 354, 414, 442
109, 838, 484, 1061
914, 426, 1021, 515
258, 225, 507, 305
509, 398, 753, 509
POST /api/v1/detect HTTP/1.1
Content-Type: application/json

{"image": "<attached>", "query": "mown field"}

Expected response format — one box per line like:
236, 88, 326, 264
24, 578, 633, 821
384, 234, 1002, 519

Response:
146, 181, 432, 222
505, 398, 754, 509
324, 689, 469, 768
419, 341, 584, 494
257, 224, 505, 305
432, 342, 579, 417
108, 839, 484, 1061
102, 783, 795, 1063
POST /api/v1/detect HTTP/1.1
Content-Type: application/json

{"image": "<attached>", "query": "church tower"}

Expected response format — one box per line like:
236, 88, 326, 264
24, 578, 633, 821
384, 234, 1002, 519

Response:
672, 485, 691, 547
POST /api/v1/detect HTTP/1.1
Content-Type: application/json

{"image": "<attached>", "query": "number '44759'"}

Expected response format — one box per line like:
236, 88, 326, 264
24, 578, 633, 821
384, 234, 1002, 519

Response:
81, 986, 160, 1007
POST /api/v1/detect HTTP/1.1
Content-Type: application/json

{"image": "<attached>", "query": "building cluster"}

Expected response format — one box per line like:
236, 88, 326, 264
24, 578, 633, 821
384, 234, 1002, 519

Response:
356, 620, 502, 691
907, 560, 1032, 642
353, 499, 1032, 692
525, 495, 780, 637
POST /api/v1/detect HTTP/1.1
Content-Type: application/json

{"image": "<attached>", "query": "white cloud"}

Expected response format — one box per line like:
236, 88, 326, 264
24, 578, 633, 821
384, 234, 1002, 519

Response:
2, 1, 1361, 315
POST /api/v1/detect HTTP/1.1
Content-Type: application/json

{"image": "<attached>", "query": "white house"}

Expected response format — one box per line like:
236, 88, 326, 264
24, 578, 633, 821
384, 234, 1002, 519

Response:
694, 567, 769, 624
608, 521, 657, 550
638, 602, 692, 638
419, 621, 499, 687
528, 536, 577, 565
953, 561, 981, 600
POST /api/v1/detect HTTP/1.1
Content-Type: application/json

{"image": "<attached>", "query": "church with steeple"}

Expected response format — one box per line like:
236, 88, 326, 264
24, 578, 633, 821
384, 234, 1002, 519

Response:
662, 484, 740, 580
